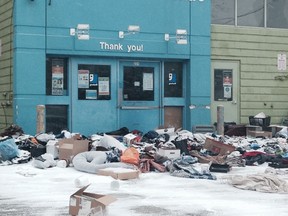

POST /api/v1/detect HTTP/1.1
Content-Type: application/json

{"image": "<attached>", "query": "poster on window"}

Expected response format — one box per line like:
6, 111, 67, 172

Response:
90, 73, 98, 87
86, 89, 97, 99
168, 72, 177, 85
223, 71, 232, 86
78, 70, 89, 88
223, 86, 232, 98
52, 61, 64, 95
98, 77, 110, 95
143, 73, 153, 91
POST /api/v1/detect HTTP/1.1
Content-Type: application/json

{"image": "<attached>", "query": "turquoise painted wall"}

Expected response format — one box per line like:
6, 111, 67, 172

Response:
188, 0, 211, 129
13, 0, 211, 135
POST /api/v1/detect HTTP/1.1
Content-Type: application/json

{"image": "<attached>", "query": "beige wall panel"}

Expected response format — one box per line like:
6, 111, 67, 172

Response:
241, 80, 288, 87
212, 25, 288, 125
241, 102, 288, 109
242, 94, 288, 102
0, 60, 12, 70
241, 87, 287, 94
0, 0, 13, 129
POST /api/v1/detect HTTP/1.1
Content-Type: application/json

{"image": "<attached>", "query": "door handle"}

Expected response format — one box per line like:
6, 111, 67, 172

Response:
232, 100, 237, 105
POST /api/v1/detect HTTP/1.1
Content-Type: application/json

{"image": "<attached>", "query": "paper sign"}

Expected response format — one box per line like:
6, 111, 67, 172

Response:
223, 86, 231, 98
278, 53, 287, 71
99, 77, 110, 95
143, 73, 153, 91
78, 70, 89, 88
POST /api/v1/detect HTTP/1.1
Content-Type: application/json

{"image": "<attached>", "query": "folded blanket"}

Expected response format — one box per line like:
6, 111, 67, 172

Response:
224, 173, 288, 193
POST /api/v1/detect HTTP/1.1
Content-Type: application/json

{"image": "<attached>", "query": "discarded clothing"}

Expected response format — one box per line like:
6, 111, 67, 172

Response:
168, 156, 216, 180
105, 127, 129, 136
0, 124, 24, 137
242, 151, 276, 166
139, 158, 166, 173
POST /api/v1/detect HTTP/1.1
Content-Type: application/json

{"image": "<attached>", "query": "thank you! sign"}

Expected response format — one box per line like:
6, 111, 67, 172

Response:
100, 42, 144, 53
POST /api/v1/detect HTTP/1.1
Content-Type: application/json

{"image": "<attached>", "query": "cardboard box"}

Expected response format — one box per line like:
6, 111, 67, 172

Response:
98, 168, 140, 180
247, 130, 272, 138
123, 133, 137, 146
58, 138, 89, 161
246, 125, 262, 132
158, 148, 181, 159
204, 137, 236, 155
69, 184, 116, 216
46, 140, 59, 159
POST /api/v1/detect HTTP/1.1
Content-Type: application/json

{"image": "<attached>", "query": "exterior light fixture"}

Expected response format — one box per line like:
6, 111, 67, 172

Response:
176, 29, 187, 44
164, 29, 188, 45
189, 104, 196, 109
119, 25, 140, 39
76, 24, 90, 40
189, 104, 211, 109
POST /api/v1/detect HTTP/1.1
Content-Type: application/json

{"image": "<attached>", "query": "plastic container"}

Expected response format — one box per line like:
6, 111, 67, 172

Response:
249, 116, 271, 127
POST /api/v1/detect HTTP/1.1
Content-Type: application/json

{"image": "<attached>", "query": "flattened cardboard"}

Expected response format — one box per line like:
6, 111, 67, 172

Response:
204, 137, 235, 156
98, 168, 140, 180
158, 148, 181, 159
247, 130, 272, 138
69, 184, 116, 216
58, 138, 89, 161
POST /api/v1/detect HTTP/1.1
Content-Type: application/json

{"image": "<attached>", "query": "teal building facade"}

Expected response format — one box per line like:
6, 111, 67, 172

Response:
12, 0, 211, 135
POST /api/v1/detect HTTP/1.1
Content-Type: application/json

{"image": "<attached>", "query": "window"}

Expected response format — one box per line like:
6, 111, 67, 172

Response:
214, 69, 233, 102
267, 0, 288, 28
237, 0, 264, 27
123, 66, 154, 101
212, 0, 288, 29
77, 64, 111, 100
46, 57, 68, 96
212, 0, 235, 25
46, 105, 68, 134
164, 62, 183, 97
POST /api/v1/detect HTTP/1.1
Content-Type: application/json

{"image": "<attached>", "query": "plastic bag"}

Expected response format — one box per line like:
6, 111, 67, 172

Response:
0, 137, 19, 161
120, 147, 140, 165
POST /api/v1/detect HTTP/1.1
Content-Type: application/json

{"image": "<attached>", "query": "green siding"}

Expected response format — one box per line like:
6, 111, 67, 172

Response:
211, 25, 288, 124
0, 0, 13, 130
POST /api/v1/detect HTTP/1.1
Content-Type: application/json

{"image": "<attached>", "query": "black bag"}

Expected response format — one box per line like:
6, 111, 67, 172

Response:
141, 130, 159, 143
209, 163, 231, 173
30, 144, 46, 158
17, 139, 46, 158
172, 139, 190, 155
105, 127, 129, 136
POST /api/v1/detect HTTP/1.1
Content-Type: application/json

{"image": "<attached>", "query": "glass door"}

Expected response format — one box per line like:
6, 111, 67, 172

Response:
119, 61, 161, 133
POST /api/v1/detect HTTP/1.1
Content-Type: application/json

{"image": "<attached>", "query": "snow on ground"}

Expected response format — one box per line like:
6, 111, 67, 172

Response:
1, 161, 288, 216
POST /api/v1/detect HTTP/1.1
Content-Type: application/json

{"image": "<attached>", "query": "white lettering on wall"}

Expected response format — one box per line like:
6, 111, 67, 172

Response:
127, 44, 143, 52
99, 42, 144, 53
100, 42, 123, 51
